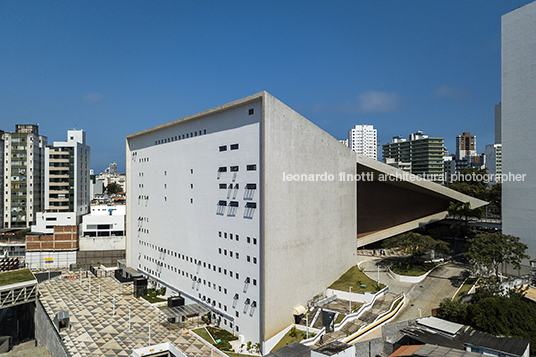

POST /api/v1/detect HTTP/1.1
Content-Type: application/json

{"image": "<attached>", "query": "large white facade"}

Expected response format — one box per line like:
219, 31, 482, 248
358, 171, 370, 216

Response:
348, 124, 377, 160
126, 92, 485, 353
502, 1, 536, 261
126, 93, 357, 351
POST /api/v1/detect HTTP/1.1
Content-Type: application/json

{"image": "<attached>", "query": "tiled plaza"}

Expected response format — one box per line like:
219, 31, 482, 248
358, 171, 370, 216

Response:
38, 274, 215, 357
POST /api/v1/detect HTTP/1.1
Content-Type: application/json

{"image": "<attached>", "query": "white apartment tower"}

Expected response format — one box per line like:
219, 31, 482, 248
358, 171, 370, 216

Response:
502, 1, 536, 260
348, 124, 377, 160
32, 129, 90, 233
2, 125, 47, 229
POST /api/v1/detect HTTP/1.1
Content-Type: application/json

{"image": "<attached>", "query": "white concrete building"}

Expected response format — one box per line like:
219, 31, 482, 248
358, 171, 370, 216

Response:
31, 129, 90, 234
125, 92, 485, 353
348, 125, 377, 160
485, 144, 502, 183
502, 1, 536, 261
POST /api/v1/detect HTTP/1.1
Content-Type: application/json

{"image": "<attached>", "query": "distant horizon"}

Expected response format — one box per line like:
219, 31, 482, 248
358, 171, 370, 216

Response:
1, 1, 528, 173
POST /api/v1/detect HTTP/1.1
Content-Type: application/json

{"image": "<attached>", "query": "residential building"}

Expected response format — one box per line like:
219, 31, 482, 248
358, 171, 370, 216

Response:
495, 103, 502, 144
125, 92, 484, 352
456, 132, 477, 160
485, 144, 502, 183
2, 125, 47, 229
348, 124, 378, 160
31, 129, 90, 234
78, 204, 126, 268
502, 1, 536, 261
382, 131, 445, 182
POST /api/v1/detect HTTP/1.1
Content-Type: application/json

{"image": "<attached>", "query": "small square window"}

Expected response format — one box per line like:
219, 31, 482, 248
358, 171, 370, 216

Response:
248, 108, 254, 115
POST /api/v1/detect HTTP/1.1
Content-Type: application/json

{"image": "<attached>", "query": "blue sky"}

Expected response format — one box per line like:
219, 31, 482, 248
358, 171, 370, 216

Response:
0, 1, 530, 173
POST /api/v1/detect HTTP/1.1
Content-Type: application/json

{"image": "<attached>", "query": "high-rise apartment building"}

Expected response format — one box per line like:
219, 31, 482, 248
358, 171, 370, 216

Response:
348, 124, 377, 159
456, 132, 477, 160
125, 92, 483, 352
502, 1, 536, 260
382, 131, 445, 182
2, 125, 47, 228
485, 144, 502, 183
32, 129, 90, 234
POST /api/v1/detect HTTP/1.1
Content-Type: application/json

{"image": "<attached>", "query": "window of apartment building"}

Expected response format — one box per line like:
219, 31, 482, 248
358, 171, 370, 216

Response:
218, 166, 227, 172
230, 251, 233, 257
248, 108, 254, 115
224, 288, 227, 294
219, 231, 222, 237
230, 166, 239, 172
235, 235, 239, 241
219, 145, 227, 152
247, 256, 250, 262
253, 279, 257, 286
219, 184, 226, 189
236, 311, 239, 318
230, 144, 239, 150
253, 257, 257, 264
190, 184, 193, 189
190, 169, 194, 174
236, 253, 239, 259
235, 272, 239, 279
247, 237, 251, 243
218, 248, 222, 254
247, 164, 256, 171
253, 238, 257, 245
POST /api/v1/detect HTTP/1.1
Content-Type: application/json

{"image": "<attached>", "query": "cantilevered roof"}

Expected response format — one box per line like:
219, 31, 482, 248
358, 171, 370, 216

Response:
354, 153, 487, 247
355, 154, 487, 210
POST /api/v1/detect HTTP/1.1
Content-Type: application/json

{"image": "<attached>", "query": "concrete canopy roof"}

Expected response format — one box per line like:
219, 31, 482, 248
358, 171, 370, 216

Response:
356, 154, 487, 210
355, 154, 488, 247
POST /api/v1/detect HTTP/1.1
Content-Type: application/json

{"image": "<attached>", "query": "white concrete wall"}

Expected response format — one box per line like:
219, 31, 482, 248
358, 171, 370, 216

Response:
502, 2, 536, 261
26, 250, 77, 269
79, 236, 125, 251
262, 93, 357, 343
126, 95, 262, 345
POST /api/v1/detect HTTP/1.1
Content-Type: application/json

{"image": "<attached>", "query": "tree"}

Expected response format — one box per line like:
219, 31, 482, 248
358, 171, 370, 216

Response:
383, 232, 450, 267
487, 182, 501, 215
105, 182, 123, 194
437, 298, 468, 324
448, 201, 482, 235
448, 168, 489, 200
465, 232, 529, 278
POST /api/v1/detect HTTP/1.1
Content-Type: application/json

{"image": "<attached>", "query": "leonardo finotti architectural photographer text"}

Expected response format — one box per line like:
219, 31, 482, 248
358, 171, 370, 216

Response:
282, 171, 527, 183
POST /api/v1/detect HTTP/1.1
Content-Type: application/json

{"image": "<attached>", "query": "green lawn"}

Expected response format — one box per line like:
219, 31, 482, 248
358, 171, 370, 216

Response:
141, 288, 166, 303
329, 265, 385, 293
390, 262, 437, 276
454, 277, 478, 300
192, 327, 216, 344
272, 327, 315, 352
0, 268, 35, 287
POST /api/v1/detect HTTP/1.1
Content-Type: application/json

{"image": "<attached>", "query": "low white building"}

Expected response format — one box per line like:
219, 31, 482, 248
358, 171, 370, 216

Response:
78, 205, 126, 267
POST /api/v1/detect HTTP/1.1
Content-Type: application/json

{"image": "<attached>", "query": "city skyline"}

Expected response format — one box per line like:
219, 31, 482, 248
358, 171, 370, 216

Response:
1, 1, 530, 172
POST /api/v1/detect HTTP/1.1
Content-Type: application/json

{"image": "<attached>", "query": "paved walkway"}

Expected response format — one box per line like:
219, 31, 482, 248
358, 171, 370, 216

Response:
315, 292, 399, 346
38, 274, 214, 357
